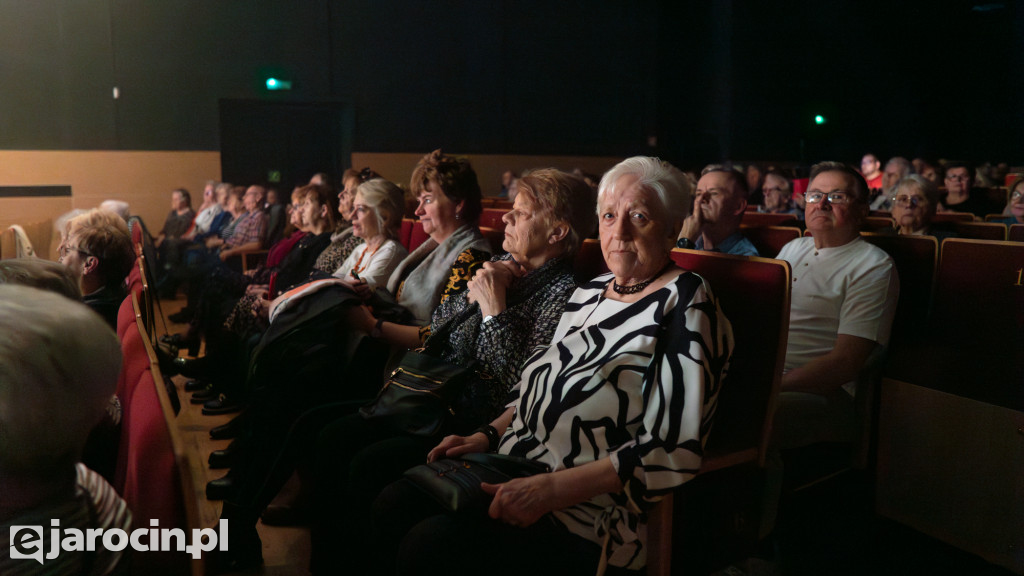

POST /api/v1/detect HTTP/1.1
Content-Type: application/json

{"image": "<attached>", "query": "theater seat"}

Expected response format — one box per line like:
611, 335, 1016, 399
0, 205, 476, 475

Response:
479, 208, 508, 229
648, 250, 791, 576
950, 221, 1007, 241
741, 225, 801, 258
409, 220, 430, 251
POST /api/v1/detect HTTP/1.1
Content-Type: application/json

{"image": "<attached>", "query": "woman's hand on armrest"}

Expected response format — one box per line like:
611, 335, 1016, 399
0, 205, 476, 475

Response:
426, 433, 489, 463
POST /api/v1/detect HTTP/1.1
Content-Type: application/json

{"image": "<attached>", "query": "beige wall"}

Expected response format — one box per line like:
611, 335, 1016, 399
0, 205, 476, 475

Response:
351, 152, 623, 197
0, 151, 221, 259
2, 150, 619, 259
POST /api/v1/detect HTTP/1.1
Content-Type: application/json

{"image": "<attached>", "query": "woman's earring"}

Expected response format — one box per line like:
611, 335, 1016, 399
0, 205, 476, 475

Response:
455, 212, 462, 220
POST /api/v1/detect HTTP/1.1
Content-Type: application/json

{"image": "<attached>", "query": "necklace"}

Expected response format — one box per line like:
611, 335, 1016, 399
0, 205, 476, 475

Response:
352, 238, 384, 275
611, 262, 673, 295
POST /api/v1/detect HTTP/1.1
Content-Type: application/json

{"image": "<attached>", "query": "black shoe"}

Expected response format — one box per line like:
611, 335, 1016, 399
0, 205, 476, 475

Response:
184, 379, 208, 392
205, 471, 236, 500
210, 412, 247, 440
173, 356, 212, 380
208, 439, 244, 469
190, 386, 219, 404
161, 332, 201, 357
155, 346, 180, 375
202, 395, 243, 416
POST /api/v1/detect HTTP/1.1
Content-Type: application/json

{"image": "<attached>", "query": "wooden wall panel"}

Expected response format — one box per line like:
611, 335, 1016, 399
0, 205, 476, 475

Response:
0, 151, 220, 259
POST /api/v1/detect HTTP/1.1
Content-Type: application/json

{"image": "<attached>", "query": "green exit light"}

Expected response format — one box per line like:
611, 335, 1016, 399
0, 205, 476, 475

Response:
266, 77, 292, 91
814, 114, 826, 125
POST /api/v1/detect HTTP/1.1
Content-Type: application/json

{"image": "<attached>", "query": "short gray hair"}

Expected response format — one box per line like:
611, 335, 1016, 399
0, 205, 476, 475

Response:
597, 157, 694, 236
0, 286, 121, 475
809, 161, 869, 203
0, 259, 82, 300
896, 174, 940, 217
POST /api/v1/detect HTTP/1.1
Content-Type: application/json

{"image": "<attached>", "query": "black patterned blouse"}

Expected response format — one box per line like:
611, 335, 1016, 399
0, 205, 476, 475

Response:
426, 253, 577, 429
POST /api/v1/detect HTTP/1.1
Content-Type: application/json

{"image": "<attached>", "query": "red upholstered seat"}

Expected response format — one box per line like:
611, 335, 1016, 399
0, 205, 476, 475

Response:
572, 238, 609, 283
740, 225, 801, 258
409, 220, 430, 251
741, 212, 800, 227
399, 218, 414, 251
479, 208, 508, 230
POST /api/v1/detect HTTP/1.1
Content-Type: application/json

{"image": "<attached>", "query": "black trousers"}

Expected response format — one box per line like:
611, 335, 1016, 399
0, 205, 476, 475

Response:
369, 477, 641, 576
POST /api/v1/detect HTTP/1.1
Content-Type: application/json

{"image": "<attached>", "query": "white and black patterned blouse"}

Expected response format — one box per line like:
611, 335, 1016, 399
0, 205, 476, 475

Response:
428, 253, 578, 430
499, 270, 733, 570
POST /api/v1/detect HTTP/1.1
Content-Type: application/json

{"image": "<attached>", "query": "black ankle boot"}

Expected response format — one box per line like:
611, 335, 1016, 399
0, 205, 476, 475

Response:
208, 438, 244, 469
210, 412, 247, 440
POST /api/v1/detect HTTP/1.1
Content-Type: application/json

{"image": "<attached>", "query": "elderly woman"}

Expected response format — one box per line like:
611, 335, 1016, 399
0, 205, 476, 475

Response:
360, 150, 493, 350
331, 177, 409, 290
887, 175, 956, 241
371, 157, 733, 576
309, 168, 373, 276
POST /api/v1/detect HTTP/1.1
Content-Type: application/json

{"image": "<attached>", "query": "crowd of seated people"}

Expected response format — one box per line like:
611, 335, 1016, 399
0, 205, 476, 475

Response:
3, 144, 1021, 576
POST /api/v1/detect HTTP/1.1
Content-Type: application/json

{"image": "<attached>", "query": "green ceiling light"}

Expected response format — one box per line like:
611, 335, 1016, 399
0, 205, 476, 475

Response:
814, 114, 827, 125
265, 77, 292, 91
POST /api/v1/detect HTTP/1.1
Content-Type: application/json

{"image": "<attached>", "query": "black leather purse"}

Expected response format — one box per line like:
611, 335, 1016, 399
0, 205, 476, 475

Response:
404, 452, 551, 512
358, 303, 479, 436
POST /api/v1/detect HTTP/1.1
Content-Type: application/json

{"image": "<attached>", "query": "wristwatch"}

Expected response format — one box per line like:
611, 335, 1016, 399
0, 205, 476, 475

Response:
474, 424, 501, 451
676, 237, 696, 249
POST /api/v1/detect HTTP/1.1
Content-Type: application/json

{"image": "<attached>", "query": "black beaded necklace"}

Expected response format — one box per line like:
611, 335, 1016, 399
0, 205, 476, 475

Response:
611, 261, 674, 295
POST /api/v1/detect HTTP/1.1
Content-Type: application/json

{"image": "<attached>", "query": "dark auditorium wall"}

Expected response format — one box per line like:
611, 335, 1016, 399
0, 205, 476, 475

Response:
0, 0, 1021, 167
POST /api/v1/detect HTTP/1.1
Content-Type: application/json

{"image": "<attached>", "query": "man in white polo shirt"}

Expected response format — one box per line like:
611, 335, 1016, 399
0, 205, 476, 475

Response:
761, 161, 899, 538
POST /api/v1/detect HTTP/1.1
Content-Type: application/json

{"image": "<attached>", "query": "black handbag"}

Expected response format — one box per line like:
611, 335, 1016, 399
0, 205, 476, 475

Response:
404, 452, 551, 513
358, 303, 479, 436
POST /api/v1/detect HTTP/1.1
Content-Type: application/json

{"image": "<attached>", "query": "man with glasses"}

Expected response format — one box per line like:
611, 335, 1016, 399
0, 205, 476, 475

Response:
58, 208, 135, 328
760, 161, 900, 537
942, 161, 1000, 218
676, 164, 759, 256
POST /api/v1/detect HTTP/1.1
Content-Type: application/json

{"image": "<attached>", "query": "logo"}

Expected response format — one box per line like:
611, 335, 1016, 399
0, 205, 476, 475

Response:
9, 520, 228, 566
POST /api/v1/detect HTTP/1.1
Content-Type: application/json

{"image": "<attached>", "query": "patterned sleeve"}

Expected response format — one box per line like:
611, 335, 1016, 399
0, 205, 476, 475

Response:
438, 247, 490, 304
472, 276, 575, 396
612, 274, 733, 508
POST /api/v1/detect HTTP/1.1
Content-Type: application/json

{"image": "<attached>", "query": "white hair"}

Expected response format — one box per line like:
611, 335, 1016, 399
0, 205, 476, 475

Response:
597, 156, 694, 234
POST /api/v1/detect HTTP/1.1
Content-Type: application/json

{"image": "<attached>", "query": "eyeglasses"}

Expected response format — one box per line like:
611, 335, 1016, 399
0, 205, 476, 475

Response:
804, 191, 853, 204
1011, 190, 1024, 201
945, 174, 970, 181
59, 245, 93, 258
891, 194, 927, 208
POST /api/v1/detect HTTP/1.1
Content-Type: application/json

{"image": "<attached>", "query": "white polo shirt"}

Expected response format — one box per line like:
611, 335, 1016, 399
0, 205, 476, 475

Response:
776, 236, 899, 382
